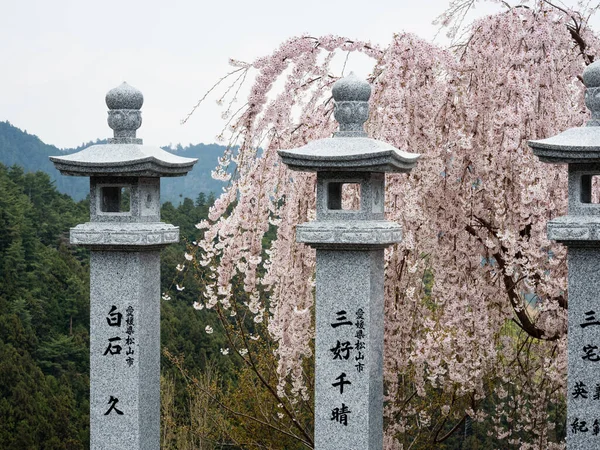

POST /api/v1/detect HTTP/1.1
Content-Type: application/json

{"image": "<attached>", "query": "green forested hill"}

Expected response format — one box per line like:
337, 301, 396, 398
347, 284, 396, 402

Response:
0, 163, 233, 449
0, 165, 90, 448
0, 121, 89, 200
0, 121, 232, 203
160, 143, 232, 204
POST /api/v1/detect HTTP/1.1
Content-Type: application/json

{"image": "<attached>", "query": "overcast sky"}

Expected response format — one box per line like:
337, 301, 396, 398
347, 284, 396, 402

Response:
1, 0, 593, 149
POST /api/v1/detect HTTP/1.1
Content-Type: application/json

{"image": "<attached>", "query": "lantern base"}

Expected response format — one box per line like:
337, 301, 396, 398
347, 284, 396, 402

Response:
297, 220, 402, 250
548, 216, 600, 245
70, 222, 179, 249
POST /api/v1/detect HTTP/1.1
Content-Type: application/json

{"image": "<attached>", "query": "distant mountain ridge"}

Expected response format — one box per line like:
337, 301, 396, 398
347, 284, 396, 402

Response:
0, 121, 230, 203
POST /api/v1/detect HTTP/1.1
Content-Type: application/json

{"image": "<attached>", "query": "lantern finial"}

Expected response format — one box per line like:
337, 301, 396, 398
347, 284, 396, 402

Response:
106, 82, 144, 143
332, 72, 371, 137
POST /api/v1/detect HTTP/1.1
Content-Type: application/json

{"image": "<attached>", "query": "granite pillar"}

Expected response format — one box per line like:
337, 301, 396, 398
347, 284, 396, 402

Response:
278, 73, 420, 449
315, 250, 384, 448
50, 82, 196, 449
90, 251, 160, 450
567, 247, 600, 448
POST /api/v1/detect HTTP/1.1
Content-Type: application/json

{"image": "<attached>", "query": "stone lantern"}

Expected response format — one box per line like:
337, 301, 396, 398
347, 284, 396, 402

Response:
278, 73, 420, 449
529, 61, 600, 449
50, 82, 196, 450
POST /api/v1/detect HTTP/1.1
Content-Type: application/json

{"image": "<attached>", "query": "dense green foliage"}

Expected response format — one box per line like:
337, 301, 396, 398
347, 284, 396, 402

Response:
0, 160, 234, 448
0, 164, 90, 449
0, 121, 231, 203
0, 126, 545, 449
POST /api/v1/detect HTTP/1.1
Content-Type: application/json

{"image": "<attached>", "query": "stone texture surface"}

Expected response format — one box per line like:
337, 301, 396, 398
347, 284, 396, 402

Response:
315, 172, 385, 222
548, 216, 600, 244
314, 250, 384, 450
297, 221, 401, 249
106, 82, 144, 110
566, 164, 600, 217
528, 127, 600, 163
567, 248, 600, 449
529, 58, 600, 449
332, 72, 371, 102
50, 81, 196, 176
106, 82, 143, 142
331, 73, 370, 135
584, 62, 600, 126
89, 177, 161, 223
90, 251, 160, 450
278, 72, 420, 172
529, 61, 600, 160
583, 61, 600, 89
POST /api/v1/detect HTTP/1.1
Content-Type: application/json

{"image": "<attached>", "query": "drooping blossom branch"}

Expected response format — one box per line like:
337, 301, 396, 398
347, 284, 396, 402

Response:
177, 2, 600, 447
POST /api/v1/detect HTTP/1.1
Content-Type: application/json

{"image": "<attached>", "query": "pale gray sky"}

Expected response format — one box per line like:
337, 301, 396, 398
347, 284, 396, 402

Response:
1, 0, 590, 149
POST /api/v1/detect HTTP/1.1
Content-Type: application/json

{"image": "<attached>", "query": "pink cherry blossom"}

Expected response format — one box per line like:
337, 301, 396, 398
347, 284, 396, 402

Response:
184, 1, 600, 446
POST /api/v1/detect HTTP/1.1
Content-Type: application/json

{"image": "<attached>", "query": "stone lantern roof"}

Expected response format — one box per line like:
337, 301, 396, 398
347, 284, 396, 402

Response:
528, 61, 600, 245
278, 73, 419, 173
529, 61, 600, 163
50, 82, 196, 177
277, 73, 420, 250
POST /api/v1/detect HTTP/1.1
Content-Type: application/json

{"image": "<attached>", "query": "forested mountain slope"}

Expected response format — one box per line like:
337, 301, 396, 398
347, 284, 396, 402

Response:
0, 121, 231, 203
0, 163, 232, 449
0, 165, 90, 448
